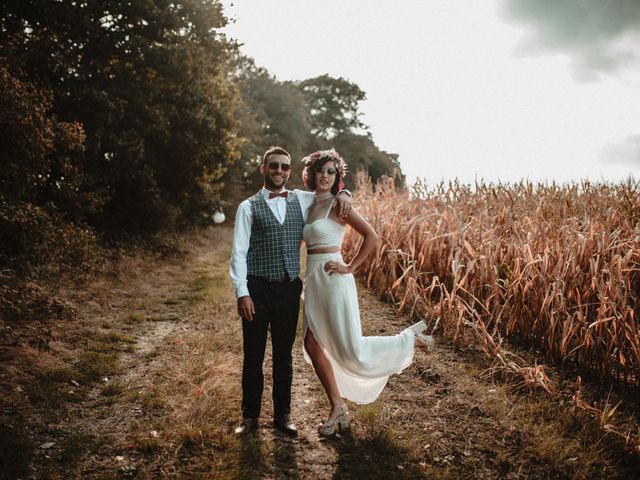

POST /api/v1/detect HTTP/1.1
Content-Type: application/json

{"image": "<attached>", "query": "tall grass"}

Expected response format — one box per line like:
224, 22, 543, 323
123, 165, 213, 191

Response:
345, 174, 640, 386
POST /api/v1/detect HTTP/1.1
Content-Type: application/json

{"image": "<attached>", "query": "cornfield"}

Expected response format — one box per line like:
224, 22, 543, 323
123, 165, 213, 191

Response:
344, 174, 640, 386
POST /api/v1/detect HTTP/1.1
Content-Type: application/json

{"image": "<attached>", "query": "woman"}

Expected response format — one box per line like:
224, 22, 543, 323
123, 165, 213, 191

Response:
301, 149, 433, 436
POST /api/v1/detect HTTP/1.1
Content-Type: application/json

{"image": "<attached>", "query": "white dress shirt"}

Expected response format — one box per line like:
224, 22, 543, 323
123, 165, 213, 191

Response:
229, 188, 315, 298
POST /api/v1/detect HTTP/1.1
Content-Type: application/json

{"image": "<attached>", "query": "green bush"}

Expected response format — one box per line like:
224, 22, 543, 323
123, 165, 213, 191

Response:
0, 202, 102, 279
0, 202, 102, 322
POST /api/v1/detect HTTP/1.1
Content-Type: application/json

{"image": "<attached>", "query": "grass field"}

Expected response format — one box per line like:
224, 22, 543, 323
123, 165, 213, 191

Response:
1, 217, 639, 478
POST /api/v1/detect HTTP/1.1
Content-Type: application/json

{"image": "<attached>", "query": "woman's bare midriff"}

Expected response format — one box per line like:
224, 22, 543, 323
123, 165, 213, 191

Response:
307, 246, 341, 255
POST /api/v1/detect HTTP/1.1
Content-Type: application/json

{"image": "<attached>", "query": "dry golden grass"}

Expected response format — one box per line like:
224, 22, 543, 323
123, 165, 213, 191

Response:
5, 225, 640, 478
346, 175, 640, 383
345, 174, 640, 450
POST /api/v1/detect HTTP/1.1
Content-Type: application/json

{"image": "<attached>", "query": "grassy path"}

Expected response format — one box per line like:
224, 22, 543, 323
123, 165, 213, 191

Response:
1, 227, 638, 479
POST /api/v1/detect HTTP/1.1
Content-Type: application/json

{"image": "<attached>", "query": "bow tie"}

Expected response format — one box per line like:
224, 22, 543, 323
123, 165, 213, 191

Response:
268, 191, 288, 199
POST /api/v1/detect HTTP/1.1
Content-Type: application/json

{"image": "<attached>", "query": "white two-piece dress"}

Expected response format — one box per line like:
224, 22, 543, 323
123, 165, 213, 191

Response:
302, 194, 416, 404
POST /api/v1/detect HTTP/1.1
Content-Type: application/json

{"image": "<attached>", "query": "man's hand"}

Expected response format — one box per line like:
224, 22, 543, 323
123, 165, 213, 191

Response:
237, 296, 255, 321
335, 191, 352, 219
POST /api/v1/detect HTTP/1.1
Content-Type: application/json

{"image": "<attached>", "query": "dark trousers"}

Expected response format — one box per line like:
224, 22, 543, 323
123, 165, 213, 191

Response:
241, 275, 302, 419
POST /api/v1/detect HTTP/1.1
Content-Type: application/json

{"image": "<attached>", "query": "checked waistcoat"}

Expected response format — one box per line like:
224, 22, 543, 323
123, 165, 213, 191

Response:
246, 191, 305, 281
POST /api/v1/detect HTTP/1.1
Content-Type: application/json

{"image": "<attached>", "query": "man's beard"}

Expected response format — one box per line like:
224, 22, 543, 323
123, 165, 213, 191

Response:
264, 175, 286, 190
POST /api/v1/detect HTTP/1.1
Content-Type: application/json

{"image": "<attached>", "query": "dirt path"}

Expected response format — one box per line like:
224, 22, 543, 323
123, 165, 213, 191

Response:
1, 227, 638, 479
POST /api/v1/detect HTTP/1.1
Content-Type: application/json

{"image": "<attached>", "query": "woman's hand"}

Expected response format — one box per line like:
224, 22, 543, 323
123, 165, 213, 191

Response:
324, 260, 352, 275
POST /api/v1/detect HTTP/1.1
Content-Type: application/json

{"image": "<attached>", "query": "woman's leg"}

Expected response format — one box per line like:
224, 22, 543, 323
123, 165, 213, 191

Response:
304, 329, 343, 408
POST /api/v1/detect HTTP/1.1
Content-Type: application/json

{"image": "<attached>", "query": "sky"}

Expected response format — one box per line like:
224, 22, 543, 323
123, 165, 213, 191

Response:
222, 0, 640, 186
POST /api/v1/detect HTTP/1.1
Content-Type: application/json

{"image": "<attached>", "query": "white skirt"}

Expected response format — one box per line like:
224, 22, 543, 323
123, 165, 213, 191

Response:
302, 252, 415, 404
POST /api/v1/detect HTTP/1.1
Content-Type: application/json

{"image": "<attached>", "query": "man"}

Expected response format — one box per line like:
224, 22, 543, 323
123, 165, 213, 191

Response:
229, 146, 351, 435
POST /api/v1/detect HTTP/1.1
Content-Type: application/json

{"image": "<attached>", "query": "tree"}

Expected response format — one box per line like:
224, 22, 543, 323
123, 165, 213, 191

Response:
0, 62, 94, 215
0, 0, 241, 233
224, 56, 310, 199
331, 132, 405, 190
298, 74, 368, 139
295, 74, 404, 190
0, 63, 100, 278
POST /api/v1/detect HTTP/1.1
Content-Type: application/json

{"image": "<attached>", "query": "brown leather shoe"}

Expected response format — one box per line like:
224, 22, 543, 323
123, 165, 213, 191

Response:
234, 418, 258, 435
273, 414, 297, 436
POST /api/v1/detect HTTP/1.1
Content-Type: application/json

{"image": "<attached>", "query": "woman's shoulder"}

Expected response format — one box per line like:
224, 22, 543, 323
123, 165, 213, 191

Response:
291, 189, 314, 198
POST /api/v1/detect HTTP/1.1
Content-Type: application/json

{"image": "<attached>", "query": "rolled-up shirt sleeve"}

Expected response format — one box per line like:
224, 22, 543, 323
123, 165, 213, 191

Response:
293, 189, 314, 220
230, 200, 252, 298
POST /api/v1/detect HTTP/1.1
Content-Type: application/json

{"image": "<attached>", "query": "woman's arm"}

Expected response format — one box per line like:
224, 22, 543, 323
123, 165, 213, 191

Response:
325, 209, 379, 275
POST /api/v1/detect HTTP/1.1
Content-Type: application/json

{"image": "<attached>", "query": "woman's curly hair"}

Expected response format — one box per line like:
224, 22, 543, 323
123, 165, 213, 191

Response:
301, 149, 348, 194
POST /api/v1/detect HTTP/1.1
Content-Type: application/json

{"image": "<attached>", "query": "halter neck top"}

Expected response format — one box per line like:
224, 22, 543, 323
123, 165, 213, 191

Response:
303, 196, 345, 249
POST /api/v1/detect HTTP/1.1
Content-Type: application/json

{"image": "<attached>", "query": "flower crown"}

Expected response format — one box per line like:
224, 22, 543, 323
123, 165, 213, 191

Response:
301, 148, 348, 178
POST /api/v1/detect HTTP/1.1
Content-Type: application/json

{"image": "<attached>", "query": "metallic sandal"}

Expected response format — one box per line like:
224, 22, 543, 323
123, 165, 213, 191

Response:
318, 404, 349, 436
410, 320, 435, 352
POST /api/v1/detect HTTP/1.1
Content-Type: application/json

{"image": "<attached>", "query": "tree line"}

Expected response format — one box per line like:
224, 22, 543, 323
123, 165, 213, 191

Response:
0, 1, 404, 289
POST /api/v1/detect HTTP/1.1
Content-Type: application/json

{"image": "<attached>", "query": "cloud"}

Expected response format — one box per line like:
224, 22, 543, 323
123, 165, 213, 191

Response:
599, 135, 640, 166
500, 0, 640, 82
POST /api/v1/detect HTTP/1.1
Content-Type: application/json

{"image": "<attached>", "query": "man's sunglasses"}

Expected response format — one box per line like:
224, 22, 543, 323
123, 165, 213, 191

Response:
314, 166, 338, 175
266, 161, 291, 172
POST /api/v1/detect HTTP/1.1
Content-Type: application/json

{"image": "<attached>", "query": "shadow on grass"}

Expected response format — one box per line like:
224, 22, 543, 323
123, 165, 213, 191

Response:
272, 435, 299, 479
0, 423, 33, 480
235, 432, 264, 480
325, 430, 428, 480
233, 431, 299, 479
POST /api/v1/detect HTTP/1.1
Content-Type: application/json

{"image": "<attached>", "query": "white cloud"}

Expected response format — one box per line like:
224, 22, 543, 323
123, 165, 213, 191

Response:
501, 0, 640, 82
599, 135, 640, 166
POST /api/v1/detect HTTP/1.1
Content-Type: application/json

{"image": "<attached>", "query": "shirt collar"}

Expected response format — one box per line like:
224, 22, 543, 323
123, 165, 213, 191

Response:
262, 187, 288, 200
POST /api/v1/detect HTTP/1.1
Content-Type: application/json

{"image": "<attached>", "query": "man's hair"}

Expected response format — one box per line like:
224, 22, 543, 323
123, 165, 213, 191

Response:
262, 146, 291, 165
